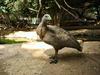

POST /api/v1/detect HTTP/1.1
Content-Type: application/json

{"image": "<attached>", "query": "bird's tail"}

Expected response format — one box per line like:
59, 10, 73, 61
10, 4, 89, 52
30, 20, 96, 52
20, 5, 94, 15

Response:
78, 46, 83, 52
77, 40, 84, 52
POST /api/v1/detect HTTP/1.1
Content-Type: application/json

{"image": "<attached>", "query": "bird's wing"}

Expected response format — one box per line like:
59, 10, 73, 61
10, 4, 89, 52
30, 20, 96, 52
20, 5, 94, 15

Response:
46, 25, 81, 49
47, 25, 71, 40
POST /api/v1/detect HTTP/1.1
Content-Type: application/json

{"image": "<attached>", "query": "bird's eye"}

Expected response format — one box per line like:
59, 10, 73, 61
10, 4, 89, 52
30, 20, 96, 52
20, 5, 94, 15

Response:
45, 16, 48, 17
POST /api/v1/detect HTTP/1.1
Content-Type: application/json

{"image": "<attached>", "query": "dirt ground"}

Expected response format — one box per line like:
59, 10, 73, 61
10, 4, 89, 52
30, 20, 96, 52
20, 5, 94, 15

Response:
0, 40, 100, 75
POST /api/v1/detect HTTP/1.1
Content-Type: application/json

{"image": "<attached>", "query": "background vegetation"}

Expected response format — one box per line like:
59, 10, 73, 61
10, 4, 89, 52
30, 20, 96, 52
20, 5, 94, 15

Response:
0, 0, 100, 31
0, 0, 100, 43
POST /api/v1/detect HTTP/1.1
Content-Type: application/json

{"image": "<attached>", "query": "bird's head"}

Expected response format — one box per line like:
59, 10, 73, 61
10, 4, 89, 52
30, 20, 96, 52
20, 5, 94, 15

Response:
41, 14, 52, 23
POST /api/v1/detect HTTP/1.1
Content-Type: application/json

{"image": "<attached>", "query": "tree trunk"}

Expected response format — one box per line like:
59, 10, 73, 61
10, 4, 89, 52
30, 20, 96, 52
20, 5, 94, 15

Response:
53, 12, 62, 26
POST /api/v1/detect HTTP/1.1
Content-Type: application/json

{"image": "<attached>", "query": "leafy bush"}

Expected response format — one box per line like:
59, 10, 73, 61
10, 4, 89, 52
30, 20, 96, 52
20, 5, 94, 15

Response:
0, 38, 26, 44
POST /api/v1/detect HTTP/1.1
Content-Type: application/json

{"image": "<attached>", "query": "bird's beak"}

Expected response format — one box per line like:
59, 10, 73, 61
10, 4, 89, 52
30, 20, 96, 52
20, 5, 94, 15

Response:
47, 16, 52, 24
48, 16, 52, 21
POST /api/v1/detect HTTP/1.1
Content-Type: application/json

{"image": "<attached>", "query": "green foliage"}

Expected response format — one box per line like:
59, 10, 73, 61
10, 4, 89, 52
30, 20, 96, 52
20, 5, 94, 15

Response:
0, 38, 26, 44
0, 0, 100, 27
0, 0, 39, 28
0, 0, 38, 17
45, 0, 59, 13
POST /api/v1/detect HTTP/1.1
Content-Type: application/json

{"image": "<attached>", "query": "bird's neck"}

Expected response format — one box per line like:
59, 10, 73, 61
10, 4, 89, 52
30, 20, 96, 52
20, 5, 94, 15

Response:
40, 20, 48, 27
36, 19, 48, 39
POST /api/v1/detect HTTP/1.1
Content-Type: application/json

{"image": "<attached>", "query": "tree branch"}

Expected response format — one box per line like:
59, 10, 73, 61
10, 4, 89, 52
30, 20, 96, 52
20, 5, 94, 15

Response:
28, 8, 38, 12
54, 0, 61, 9
54, 0, 80, 20
63, 0, 78, 10
37, 0, 43, 18
61, 6, 79, 19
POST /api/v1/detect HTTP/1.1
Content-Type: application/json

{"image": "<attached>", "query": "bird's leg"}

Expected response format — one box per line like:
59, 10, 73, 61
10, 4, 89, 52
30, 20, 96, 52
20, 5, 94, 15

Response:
50, 50, 58, 64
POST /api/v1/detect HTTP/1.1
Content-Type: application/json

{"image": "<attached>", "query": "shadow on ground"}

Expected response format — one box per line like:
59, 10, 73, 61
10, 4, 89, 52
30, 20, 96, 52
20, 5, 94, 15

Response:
41, 52, 100, 75
0, 41, 100, 75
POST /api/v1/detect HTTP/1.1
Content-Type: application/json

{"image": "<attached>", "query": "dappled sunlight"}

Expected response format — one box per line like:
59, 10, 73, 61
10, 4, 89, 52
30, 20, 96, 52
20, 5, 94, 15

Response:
32, 50, 49, 59
0, 45, 5, 49
5, 31, 40, 41
21, 41, 53, 50
21, 41, 53, 59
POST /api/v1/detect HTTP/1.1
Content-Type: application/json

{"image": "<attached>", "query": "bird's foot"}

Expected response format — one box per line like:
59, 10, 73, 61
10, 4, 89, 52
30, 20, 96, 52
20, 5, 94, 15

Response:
49, 56, 58, 64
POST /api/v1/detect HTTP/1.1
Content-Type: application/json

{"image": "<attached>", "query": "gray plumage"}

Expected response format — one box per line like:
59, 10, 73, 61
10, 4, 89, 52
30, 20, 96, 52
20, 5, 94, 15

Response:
36, 14, 82, 63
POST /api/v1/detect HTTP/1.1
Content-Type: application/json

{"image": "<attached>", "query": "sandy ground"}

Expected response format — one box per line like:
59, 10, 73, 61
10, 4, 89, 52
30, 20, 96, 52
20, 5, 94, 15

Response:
0, 41, 100, 75
0, 31, 100, 75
